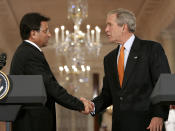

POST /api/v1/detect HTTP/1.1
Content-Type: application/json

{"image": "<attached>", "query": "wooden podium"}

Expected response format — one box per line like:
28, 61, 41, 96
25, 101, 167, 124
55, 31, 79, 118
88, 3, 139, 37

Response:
0, 75, 47, 131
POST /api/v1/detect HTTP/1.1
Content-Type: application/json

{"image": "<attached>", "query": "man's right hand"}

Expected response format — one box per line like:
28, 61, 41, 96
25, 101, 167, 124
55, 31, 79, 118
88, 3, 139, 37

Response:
80, 97, 94, 115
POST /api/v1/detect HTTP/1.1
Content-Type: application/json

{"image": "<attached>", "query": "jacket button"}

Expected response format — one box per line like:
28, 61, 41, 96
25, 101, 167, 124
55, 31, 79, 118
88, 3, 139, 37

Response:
120, 97, 123, 101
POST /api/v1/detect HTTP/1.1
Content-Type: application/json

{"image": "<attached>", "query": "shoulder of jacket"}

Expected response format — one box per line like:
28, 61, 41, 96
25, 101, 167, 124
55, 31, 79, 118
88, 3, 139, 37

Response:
104, 47, 118, 60
141, 39, 162, 47
15, 42, 37, 58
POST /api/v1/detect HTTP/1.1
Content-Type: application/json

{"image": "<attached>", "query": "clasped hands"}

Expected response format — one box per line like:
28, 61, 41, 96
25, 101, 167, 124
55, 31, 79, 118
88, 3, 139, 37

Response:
80, 97, 94, 114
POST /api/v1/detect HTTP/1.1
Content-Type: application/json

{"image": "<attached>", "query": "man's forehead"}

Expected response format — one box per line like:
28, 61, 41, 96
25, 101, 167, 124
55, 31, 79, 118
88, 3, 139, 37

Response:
107, 14, 117, 19
40, 21, 49, 28
106, 14, 116, 23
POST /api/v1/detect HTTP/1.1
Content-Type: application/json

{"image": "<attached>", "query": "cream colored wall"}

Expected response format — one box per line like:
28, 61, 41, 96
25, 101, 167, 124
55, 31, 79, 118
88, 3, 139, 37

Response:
158, 31, 175, 73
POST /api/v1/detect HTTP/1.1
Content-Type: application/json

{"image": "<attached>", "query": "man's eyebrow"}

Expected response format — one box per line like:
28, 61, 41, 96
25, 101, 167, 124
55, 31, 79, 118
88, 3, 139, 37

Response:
106, 22, 111, 25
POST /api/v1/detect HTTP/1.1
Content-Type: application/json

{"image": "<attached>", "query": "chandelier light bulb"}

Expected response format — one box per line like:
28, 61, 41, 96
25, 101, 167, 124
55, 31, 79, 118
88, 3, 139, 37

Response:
55, 28, 59, 33
61, 26, 65, 42
64, 65, 69, 73
77, 8, 81, 12
95, 26, 99, 31
95, 26, 101, 43
72, 65, 76, 69
74, 67, 78, 72
55, 28, 59, 43
91, 30, 95, 43
87, 25, 90, 29
59, 66, 64, 72
86, 65, 90, 71
91, 30, 95, 34
81, 65, 86, 72
61, 26, 65, 30
74, 25, 78, 31
66, 30, 69, 38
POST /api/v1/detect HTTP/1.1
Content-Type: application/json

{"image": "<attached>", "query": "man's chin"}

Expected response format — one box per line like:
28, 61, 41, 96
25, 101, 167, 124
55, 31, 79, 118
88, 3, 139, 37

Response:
108, 38, 114, 43
42, 43, 48, 47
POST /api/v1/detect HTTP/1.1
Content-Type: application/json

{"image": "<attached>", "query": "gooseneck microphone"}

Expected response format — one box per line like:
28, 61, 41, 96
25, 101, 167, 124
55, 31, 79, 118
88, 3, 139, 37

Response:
0, 53, 7, 70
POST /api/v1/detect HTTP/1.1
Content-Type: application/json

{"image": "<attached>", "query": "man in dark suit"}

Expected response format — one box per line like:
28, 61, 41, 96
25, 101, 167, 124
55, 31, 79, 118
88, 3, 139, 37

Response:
81, 8, 171, 131
10, 13, 93, 131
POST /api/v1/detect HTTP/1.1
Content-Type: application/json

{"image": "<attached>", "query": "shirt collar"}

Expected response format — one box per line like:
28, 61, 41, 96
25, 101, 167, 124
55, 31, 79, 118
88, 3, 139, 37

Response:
123, 34, 135, 52
24, 40, 42, 52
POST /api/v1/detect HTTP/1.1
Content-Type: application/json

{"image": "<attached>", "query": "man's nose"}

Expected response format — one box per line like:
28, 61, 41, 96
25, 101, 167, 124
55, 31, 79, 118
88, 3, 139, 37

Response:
48, 32, 51, 37
105, 26, 108, 33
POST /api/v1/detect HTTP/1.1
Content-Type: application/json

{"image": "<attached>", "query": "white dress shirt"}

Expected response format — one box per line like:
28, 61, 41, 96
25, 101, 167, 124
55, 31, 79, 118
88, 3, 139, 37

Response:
117, 34, 135, 69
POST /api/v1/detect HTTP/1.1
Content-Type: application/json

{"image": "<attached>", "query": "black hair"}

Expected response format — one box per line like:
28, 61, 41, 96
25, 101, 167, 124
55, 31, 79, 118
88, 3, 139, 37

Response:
20, 12, 50, 40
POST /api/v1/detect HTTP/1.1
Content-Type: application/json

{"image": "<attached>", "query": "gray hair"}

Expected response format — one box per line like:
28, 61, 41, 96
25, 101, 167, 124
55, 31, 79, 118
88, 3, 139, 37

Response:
107, 8, 136, 33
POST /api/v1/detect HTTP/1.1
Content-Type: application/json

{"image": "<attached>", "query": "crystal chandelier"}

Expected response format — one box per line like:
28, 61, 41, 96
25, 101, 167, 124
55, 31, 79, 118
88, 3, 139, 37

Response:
58, 64, 91, 92
54, 0, 101, 91
54, 0, 101, 66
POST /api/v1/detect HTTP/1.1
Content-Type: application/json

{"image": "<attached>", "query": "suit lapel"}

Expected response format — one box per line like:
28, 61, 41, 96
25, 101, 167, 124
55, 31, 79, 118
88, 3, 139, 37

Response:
122, 37, 141, 88
110, 45, 121, 89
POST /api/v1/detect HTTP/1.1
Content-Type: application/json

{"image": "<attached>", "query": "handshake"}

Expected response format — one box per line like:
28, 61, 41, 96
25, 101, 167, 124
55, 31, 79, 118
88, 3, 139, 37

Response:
80, 97, 95, 115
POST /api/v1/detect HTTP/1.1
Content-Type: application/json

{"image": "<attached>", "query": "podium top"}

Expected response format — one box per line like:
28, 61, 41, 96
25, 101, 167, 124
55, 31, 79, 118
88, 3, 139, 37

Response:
0, 75, 47, 121
0, 75, 47, 106
151, 74, 175, 104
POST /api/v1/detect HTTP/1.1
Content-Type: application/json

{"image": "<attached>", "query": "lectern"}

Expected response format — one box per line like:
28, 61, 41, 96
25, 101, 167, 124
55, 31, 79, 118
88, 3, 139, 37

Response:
0, 75, 47, 131
151, 74, 175, 105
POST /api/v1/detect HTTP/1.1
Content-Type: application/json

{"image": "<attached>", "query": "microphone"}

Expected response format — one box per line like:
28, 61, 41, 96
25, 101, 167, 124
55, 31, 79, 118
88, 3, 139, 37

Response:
0, 53, 7, 70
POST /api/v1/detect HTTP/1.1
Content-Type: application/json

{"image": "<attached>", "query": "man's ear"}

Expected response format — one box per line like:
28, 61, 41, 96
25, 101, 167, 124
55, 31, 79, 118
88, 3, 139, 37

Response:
122, 24, 125, 32
123, 24, 128, 32
30, 30, 38, 39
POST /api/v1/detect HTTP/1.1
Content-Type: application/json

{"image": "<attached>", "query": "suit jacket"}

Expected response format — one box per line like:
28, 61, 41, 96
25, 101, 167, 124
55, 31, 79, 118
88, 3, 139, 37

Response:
10, 41, 84, 131
93, 36, 170, 131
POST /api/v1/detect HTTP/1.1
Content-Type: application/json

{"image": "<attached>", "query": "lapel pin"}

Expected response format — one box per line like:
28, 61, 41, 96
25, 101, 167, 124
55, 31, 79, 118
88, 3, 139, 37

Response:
134, 56, 138, 59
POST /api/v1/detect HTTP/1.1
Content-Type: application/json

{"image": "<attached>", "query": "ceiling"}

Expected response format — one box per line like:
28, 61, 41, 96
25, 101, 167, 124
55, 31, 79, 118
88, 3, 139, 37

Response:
1, 0, 175, 73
